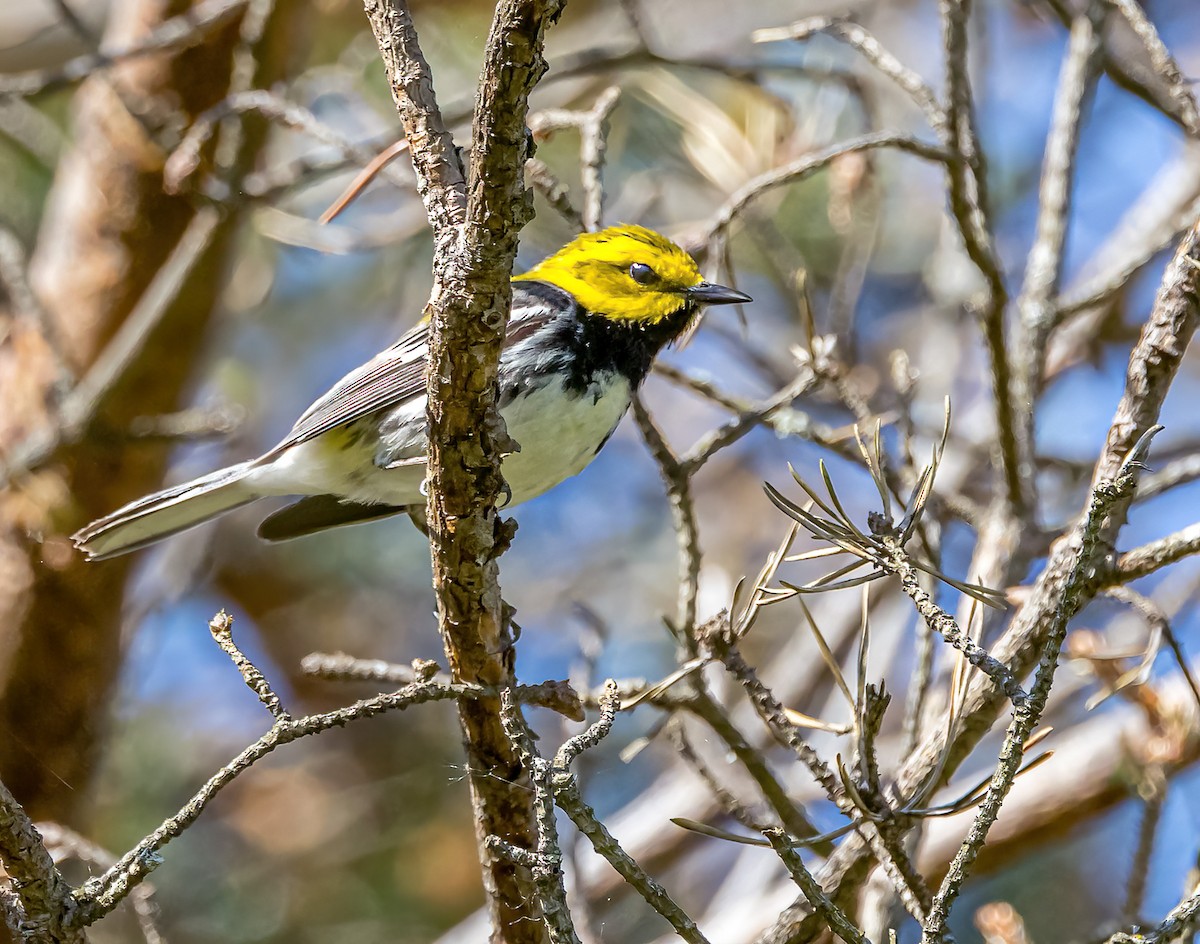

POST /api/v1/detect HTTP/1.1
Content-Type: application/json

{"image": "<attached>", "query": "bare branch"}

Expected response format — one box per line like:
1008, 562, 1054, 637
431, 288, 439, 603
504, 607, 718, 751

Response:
362, 0, 466, 238
552, 683, 712, 944
632, 397, 702, 646
686, 690, 828, 848
879, 536, 1028, 705
938, 0, 1022, 518
526, 158, 584, 230
495, 693, 582, 944
761, 222, 1200, 944
0, 0, 249, 97
924, 429, 1160, 941
73, 614, 464, 926
1135, 449, 1200, 501
1111, 521, 1200, 584
1038, 0, 1198, 134
1123, 765, 1165, 926
38, 824, 165, 944
1013, 5, 1104, 473
164, 90, 407, 197
763, 828, 869, 944
529, 87, 622, 232
752, 16, 948, 139
705, 132, 952, 241
208, 611, 290, 721
1108, 882, 1200, 944
364, 1, 565, 939
0, 783, 80, 943
301, 651, 585, 720
1102, 0, 1200, 135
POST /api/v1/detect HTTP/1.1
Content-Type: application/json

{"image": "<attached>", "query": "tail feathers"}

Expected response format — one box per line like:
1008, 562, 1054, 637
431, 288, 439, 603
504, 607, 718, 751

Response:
73, 462, 261, 561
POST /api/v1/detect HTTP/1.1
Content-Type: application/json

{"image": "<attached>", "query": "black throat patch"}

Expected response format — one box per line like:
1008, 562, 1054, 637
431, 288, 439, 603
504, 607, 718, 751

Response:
505, 281, 694, 398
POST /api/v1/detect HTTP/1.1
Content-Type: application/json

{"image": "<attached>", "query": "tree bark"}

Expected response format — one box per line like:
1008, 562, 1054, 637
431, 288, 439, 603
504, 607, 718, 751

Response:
363, 1, 564, 939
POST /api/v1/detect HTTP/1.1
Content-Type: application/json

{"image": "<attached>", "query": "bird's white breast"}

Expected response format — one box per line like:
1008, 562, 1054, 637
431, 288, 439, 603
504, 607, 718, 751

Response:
499, 372, 632, 505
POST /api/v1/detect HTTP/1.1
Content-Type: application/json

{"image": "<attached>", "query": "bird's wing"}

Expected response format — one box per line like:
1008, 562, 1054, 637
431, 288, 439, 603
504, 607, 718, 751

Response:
266, 317, 432, 455
264, 282, 574, 457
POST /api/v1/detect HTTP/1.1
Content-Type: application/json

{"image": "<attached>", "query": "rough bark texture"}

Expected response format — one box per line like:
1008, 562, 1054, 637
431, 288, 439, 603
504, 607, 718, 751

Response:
0, 0, 305, 823
426, 7, 568, 938
363, 1, 564, 940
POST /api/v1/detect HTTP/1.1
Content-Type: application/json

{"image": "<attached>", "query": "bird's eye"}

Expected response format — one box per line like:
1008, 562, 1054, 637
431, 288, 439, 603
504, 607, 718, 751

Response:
629, 262, 657, 285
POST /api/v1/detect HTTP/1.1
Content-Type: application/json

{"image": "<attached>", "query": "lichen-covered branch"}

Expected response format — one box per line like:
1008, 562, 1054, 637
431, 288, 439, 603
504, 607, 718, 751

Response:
0, 781, 80, 943
759, 219, 1200, 944
1110, 522, 1200, 583
72, 613, 465, 927
923, 429, 1159, 941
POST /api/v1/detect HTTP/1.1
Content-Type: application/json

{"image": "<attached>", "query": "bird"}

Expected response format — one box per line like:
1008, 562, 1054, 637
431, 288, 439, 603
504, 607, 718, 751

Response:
73, 224, 752, 560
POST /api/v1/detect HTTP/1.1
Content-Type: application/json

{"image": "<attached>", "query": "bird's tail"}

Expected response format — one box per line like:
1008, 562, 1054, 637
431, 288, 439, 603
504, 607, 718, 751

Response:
72, 462, 261, 561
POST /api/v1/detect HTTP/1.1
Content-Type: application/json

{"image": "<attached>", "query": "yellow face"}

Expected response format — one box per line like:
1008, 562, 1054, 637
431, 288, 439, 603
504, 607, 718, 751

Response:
514, 225, 706, 322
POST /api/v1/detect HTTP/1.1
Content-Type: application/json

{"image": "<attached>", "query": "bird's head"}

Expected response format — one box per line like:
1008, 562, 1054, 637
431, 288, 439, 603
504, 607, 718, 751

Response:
514, 224, 751, 323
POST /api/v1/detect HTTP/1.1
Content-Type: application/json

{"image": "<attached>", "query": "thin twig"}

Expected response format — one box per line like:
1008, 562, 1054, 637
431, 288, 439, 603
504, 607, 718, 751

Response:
0, 0, 249, 97
705, 132, 952, 241
363, 0, 466, 238
1135, 452, 1200, 503
495, 692, 580, 944
632, 396, 702, 649
1108, 881, 1200, 944
1103, 0, 1200, 136
1110, 522, 1200, 584
752, 16, 948, 139
681, 369, 818, 476
1038, 0, 1197, 134
1123, 765, 1166, 926
38, 824, 165, 944
578, 87, 621, 233
939, 0, 1020, 516
527, 87, 621, 232
73, 615, 466, 926
165, 90, 407, 197
552, 683, 712, 944
208, 611, 289, 721
526, 158, 584, 230
687, 689, 828, 847
763, 828, 870, 944
923, 429, 1160, 942
301, 651, 585, 720
1013, 4, 1104, 500
880, 537, 1028, 706
708, 627, 934, 925
655, 362, 847, 458
669, 719, 766, 833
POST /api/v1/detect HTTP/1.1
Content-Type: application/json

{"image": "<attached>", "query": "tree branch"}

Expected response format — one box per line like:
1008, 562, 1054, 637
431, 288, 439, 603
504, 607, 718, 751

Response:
0, 781, 80, 943
362, 1, 565, 940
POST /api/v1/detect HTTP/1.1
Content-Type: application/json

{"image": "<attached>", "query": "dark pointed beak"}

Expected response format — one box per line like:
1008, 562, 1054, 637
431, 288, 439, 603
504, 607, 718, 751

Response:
686, 281, 753, 305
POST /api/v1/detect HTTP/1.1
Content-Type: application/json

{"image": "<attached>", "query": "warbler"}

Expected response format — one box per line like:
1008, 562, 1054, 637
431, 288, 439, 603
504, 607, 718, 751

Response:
73, 224, 751, 560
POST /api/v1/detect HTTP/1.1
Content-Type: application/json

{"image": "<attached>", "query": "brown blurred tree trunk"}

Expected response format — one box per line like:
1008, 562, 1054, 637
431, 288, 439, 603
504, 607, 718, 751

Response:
0, 0, 307, 823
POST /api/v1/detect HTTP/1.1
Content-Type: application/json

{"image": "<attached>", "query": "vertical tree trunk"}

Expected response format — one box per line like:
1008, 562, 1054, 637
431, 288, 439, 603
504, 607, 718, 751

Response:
0, 0, 306, 823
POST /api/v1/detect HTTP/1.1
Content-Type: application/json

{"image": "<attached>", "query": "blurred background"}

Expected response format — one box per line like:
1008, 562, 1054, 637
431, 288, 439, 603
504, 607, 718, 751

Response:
2, 0, 1200, 941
